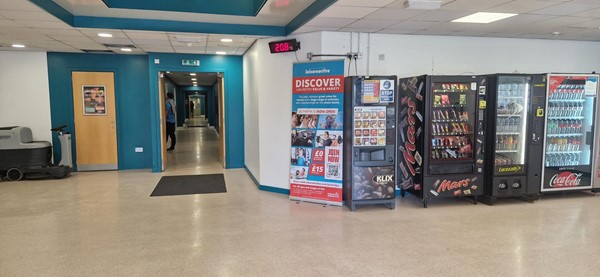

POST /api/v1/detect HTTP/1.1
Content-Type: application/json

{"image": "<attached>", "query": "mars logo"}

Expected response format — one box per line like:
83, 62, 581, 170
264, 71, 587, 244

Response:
437, 178, 471, 193
373, 174, 394, 184
550, 172, 583, 188
383, 80, 392, 90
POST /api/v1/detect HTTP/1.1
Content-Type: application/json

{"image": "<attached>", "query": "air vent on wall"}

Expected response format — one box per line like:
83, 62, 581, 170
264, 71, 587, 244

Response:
82, 49, 115, 54
103, 44, 137, 49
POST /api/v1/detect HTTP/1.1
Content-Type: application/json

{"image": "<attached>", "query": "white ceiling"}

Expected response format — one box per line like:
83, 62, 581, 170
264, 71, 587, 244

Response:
2, 0, 600, 55
294, 0, 600, 41
0, 0, 262, 54
165, 72, 219, 87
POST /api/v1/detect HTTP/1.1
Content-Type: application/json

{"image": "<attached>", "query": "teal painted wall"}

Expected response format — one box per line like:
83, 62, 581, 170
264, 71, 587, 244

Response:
46, 53, 152, 170
148, 53, 244, 170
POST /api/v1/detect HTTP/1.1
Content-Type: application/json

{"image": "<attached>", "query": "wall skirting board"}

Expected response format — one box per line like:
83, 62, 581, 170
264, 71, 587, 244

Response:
244, 166, 290, 195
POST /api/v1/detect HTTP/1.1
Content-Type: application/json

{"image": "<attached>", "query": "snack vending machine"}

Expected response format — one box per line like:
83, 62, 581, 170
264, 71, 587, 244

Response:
480, 74, 546, 203
397, 76, 485, 208
542, 74, 599, 192
343, 76, 397, 211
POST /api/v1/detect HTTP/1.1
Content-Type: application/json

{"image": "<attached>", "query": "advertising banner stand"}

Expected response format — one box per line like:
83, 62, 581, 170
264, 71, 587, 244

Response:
290, 60, 345, 206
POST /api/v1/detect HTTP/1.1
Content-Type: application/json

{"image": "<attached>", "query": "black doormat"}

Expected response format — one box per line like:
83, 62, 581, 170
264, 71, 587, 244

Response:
150, 174, 226, 197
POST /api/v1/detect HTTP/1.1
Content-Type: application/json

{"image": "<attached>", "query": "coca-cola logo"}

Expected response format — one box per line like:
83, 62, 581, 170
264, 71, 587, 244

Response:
549, 172, 583, 188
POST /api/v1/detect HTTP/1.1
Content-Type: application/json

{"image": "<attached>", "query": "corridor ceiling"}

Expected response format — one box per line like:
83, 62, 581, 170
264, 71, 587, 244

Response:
0, 0, 599, 54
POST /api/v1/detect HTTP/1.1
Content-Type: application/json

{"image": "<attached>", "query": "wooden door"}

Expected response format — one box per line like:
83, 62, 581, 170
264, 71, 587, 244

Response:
72, 72, 118, 171
159, 74, 167, 171
218, 76, 226, 167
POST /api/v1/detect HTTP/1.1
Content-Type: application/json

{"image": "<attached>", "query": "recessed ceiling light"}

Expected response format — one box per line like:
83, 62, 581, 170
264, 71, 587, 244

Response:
190, 73, 196, 76
404, 0, 442, 10
452, 12, 518, 24
98, 33, 113, 38
191, 78, 197, 81
166, 71, 171, 73
552, 31, 561, 36
193, 84, 198, 86
216, 51, 227, 55
11, 44, 26, 48
220, 38, 233, 42
121, 48, 132, 52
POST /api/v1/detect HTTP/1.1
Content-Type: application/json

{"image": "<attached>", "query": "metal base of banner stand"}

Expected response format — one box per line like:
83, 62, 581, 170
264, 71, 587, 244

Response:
290, 197, 343, 207
346, 199, 395, 211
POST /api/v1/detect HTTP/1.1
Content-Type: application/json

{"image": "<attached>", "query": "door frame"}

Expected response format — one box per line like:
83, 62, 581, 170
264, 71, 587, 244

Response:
150, 69, 229, 172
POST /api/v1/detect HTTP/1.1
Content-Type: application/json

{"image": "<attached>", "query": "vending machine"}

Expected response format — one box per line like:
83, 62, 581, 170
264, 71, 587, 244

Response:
397, 75, 485, 208
542, 74, 599, 192
343, 76, 397, 211
480, 74, 546, 203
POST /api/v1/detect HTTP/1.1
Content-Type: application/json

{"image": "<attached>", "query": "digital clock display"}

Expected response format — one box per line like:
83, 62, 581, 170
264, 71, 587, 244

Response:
268, 39, 300, 53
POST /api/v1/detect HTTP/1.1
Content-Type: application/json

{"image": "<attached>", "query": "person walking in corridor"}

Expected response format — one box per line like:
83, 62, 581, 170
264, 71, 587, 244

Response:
166, 92, 176, 151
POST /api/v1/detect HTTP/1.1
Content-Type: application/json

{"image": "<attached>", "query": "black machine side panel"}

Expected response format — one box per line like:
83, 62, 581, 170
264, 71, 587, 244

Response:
0, 147, 52, 170
527, 75, 546, 196
397, 76, 426, 199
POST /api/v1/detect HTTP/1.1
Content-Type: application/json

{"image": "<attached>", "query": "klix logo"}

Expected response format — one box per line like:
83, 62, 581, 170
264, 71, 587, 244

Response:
372, 175, 394, 184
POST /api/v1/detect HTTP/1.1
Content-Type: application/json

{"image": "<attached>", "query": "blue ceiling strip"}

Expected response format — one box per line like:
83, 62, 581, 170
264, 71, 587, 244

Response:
73, 16, 285, 36
101, 0, 265, 17
29, 0, 74, 25
285, 0, 337, 35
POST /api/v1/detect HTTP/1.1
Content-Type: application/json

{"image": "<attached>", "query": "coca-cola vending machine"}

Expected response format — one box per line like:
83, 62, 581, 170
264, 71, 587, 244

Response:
542, 74, 599, 192
397, 75, 485, 208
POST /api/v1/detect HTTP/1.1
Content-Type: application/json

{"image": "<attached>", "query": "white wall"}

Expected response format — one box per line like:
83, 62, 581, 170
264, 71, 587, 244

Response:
243, 32, 322, 188
0, 51, 52, 143
244, 31, 600, 190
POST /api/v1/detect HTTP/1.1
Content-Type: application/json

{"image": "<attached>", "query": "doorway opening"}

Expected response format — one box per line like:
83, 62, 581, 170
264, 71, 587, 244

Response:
158, 71, 226, 172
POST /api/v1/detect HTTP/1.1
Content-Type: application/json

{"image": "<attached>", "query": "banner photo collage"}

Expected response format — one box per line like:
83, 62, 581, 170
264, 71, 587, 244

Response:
290, 60, 345, 206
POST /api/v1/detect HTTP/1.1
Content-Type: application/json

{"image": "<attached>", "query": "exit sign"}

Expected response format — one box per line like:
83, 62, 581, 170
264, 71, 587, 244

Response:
182, 59, 200, 66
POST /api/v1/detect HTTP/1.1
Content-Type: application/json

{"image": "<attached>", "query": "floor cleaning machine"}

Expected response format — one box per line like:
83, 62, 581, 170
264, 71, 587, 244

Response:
0, 125, 72, 181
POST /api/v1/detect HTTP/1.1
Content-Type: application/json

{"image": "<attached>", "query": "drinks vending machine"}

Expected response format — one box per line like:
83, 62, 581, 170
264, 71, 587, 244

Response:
542, 74, 599, 192
343, 76, 397, 211
480, 74, 546, 203
397, 75, 485, 208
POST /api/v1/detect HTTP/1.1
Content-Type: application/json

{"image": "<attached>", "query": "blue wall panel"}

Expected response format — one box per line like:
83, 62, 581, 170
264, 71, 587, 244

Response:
148, 53, 244, 171
47, 53, 152, 170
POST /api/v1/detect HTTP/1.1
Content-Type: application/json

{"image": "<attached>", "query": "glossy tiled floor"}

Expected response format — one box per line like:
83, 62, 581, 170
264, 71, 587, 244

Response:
1, 124, 600, 276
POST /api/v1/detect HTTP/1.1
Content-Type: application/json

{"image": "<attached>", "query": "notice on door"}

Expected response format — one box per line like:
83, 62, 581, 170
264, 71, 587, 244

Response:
82, 85, 107, 115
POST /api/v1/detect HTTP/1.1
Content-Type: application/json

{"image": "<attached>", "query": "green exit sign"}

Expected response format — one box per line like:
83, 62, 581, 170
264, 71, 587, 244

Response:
182, 59, 200, 66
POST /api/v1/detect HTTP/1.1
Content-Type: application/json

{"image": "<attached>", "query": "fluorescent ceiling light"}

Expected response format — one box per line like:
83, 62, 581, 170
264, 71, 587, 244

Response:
11, 44, 25, 48
120, 48, 132, 52
452, 12, 518, 24
191, 78, 197, 81
190, 73, 196, 76
98, 33, 113, 38
404, 0, 442, 10
193, 84, 198, 86
216, 51, 227, 55
220, 38, 233, 42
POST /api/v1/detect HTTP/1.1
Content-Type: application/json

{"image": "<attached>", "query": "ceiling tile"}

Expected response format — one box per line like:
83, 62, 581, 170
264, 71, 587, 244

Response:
0, 19, 25, 28
377, 29, 419, 34
346, 19, 399, 29
49, 35, 96, 43
386, 0, 453, 9
138, 45, 174, 53
124, 30, 168, 40
0, 11, 59, 21
63, 42, 108, 50
413, 29, 457, 36
388, 20, 440, 30
38, 29, 83, 36
305, 17, 357, 27
486, 0, 563, 13
364, 8, 425, 20
131, 38, 172, 46
413, 10, 473, 22
441, 0, 513, 12
568, 19, 600, 29
335, 0, 396, 7
292, 26, 340, 34
0, 0, 45, 12
531, 2, 600, 16
318, 6, 379, 19
338, 27, 383, 33
92, 38, 135, 45
78, 28, 129, 39
174, 47, 206, 54
570, 7, 600, 18
15, 20, 72, 29
206, 46, 234, 53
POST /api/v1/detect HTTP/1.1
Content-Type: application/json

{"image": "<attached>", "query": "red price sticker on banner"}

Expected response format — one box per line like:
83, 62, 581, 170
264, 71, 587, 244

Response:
312, 149, 326, 163
309, 164, 325, 176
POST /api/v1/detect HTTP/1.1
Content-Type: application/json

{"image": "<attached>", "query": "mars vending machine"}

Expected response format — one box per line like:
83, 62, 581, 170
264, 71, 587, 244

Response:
343, 76, 397, 211
480, 74, 546, 203
397, 76, 484, 208
542, 74, 599, 192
